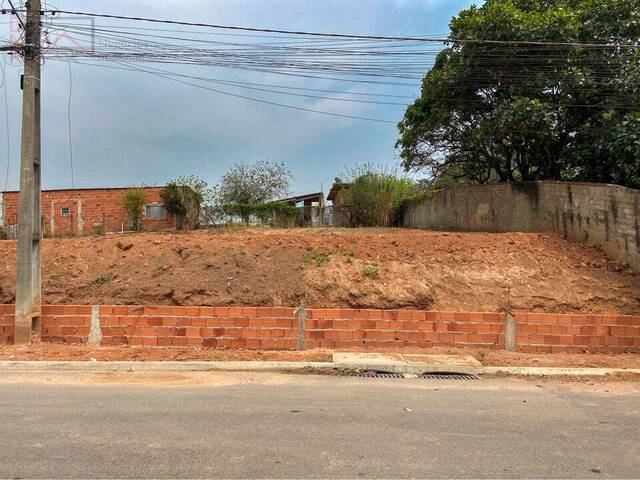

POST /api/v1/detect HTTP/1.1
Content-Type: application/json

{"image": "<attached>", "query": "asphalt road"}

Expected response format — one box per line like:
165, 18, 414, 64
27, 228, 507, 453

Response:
0, 372, 638, 479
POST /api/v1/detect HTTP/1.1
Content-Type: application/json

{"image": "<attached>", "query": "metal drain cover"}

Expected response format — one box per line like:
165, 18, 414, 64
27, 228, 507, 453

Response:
422, 372, 479, 380
354, 370, 403, 378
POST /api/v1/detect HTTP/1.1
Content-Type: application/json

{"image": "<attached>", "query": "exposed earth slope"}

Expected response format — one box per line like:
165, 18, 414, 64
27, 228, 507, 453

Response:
0, 228, 637, 313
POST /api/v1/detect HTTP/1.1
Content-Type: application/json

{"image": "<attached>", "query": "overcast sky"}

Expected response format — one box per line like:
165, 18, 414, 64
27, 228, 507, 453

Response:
0, 0, 476, 196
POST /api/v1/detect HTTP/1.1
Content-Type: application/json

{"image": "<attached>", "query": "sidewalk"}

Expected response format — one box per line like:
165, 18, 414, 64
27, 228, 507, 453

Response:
2, 344, 640, 368
0, 347, 639, 378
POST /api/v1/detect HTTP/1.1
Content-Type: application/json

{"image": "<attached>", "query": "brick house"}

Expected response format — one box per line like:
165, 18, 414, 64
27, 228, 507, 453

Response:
1, 186, 173, 236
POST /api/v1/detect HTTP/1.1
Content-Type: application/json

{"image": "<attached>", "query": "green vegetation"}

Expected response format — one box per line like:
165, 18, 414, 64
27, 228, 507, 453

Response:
161, 175, 210, 229
342, 166, 422, 227
343, 249, 355, 263
216, 160, 292, 206
0, 226, 7, 240
303, 252, 328, 267
92, 272, 116, 285
397, 0, 640, 189
362, 264, 379, 279
121, 188, 146, 232
222, 202, 298, 227
91, 224, 106, 236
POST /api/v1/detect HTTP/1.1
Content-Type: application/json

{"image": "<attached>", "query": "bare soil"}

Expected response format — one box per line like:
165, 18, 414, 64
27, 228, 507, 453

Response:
1, 344, 640, 369
0, 228, 637, 313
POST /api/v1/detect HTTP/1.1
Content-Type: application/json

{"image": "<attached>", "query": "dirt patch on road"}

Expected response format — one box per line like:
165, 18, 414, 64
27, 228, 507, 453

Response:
0, 228, 637, 313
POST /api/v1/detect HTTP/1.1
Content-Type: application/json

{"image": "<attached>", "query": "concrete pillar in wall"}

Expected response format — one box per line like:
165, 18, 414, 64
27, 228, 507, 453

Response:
77, 199, 83, 234
49, 200, 55, 236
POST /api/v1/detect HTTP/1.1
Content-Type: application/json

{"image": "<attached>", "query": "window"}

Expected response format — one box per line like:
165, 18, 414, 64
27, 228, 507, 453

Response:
60, 207, 70, 217
145, 204, 167, 220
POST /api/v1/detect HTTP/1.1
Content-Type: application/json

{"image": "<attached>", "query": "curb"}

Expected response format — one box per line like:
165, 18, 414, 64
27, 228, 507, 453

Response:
0, 361, 332, 372
480, 366, 640, 377
0, 361, 638, 377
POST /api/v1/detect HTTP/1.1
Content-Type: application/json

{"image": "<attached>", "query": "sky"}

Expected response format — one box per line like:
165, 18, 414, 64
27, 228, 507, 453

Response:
0, 0, 477, 197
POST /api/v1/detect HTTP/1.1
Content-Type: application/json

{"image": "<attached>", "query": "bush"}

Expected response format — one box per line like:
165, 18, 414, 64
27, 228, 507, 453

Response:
342, 167, 422, 227
222, 202, 298, 227
160, 179, 206, 230
121, 188, 146, 232
0, 226, 7, 240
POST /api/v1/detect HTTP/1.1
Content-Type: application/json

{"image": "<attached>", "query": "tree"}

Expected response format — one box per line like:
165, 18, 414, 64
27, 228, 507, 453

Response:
342, 165, 422, 227
121, 188, 146, 232
397, 0, 640, 189
216, 160, 292, 206
160, 176, 211, 229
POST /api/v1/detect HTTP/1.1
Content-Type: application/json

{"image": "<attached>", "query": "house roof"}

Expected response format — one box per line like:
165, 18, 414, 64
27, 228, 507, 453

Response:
1, 186, 165, 195
327, 182, 351, 202
277, 192, 324, 204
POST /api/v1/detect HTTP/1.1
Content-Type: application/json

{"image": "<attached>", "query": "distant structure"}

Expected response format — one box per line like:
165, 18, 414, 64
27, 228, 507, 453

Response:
327, 181, 351, 207
278, 192, 325, 208
1, 186, 173, 237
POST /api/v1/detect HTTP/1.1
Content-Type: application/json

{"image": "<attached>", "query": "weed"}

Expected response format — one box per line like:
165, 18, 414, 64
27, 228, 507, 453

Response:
362, 264, 379, 279
92, 273, 116, 285
476, 351, 487, 364
303, 252, 328, 267
152, 264, 167, 278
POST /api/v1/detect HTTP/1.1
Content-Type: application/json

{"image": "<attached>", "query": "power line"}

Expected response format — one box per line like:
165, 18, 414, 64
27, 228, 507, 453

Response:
102, 58, 397, 124
6, 0, 25, 32
43, 9, 640, 49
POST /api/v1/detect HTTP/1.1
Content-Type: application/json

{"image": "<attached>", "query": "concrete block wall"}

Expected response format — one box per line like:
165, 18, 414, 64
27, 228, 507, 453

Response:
403, 181, 640, 271
1, 304, 638, 353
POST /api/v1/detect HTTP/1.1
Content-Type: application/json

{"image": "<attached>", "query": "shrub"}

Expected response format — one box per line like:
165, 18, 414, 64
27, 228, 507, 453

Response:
161, 183, 203, 230
121, 188, 146, 232
342, 167, 422, 227
362, 264, 379, 279
222, 202, 298, 227
0, 226, 7, 240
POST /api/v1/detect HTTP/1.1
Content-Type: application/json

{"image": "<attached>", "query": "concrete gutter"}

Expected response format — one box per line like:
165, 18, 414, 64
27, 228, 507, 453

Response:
0, 361, 638, 377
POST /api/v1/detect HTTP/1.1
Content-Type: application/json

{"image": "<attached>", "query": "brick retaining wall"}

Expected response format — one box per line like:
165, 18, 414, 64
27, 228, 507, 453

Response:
0, 305, 638, 353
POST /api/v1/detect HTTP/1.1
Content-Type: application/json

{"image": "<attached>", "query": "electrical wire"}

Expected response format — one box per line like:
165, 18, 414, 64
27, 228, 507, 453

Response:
96, 58, 397, 124
41, 9, 640, 49
5, 0, 24, 32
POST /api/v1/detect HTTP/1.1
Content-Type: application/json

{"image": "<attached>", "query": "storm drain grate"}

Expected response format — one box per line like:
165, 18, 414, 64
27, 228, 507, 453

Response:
351, 370, 403, 378
421, 372, 479, 380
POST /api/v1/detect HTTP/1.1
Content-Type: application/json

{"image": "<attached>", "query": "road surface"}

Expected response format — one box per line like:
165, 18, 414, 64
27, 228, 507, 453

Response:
0, 371, 638, 478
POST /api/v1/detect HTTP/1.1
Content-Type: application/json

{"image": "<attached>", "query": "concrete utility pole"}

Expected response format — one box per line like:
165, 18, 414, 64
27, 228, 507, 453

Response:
14, 0, 42, 344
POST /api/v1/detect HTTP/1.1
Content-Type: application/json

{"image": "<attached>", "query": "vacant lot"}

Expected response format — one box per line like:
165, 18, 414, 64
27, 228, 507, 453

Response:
0, 228, 637, 313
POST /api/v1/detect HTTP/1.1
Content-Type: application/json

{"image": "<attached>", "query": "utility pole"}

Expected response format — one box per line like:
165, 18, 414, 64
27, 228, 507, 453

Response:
14, 0, 41, 344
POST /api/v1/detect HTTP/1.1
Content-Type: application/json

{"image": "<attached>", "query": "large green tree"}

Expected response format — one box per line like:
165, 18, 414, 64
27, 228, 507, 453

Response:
397, 0, 640, 189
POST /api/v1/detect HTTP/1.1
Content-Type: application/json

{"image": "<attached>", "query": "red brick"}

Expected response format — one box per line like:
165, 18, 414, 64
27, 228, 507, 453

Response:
172, 337, 188, 346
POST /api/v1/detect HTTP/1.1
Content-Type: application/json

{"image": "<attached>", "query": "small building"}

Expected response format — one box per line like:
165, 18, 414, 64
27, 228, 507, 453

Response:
279, 192, 325, 208
327, 182, 351, 207
1, 186, 173, 236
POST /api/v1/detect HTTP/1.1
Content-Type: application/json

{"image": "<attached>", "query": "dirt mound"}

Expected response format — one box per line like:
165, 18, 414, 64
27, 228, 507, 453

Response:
0, 228, 637, 313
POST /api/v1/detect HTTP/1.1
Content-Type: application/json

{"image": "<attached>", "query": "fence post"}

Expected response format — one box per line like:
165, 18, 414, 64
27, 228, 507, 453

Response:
295, 305, 306, 351
504, 311, 516, 352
